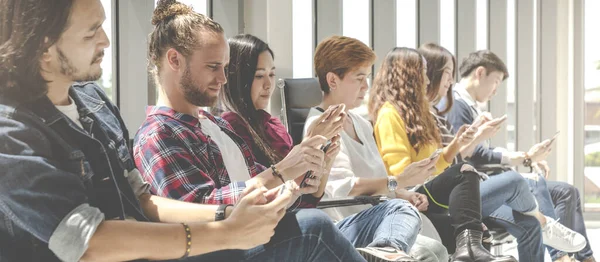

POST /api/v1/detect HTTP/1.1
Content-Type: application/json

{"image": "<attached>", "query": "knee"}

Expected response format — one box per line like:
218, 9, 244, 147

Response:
295, 209, 336, 234
556, 182, 580, 201
568, 184, 581, 202
452, 162, 481, 181
503, 170, 524, 183
506, 171, 530, 193
382, 199, 421, 223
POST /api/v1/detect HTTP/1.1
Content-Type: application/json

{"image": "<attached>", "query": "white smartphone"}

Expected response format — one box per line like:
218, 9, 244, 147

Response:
545, 131, 560, 147
488, 115, 507, 126
429, 149, 443, 161
471, 115, 487, 128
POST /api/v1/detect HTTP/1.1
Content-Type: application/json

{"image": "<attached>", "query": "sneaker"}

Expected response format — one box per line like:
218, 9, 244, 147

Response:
542, 216, 587, 253
356, 247, 418, 262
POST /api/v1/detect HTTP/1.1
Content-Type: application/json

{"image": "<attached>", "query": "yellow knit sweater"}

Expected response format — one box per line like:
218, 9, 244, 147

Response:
373, 102, 451, 176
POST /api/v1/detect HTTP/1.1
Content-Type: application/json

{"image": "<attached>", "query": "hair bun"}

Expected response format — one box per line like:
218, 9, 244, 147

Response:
152, 0, 193, 25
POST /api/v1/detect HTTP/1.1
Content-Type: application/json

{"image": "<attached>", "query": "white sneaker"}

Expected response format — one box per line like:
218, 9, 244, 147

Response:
356, 247, 418, 262
542, 216, 587, 252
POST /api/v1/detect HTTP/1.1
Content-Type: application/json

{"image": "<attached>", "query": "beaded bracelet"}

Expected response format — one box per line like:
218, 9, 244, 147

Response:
181, 223, 192, 259
270, 165, 285, 184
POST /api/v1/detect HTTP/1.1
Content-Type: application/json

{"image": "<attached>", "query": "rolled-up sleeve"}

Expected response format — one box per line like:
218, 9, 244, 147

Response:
48, 204, 104, 262
125, 168, 151, 197
0, 116, 96, 260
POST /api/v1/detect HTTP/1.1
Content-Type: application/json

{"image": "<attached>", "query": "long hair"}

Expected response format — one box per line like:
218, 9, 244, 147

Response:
368, 47, 441, 151
0, 0, 74, 103
418, 43, 456, 114
221, 34, 281, 165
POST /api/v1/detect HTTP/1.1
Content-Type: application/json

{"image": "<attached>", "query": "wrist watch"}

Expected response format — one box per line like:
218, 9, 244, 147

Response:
387, 176, 398, 193
523, 153, 532, 168
215, 204, 233, 221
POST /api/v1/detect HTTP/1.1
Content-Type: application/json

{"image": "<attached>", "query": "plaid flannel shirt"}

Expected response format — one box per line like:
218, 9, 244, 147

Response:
134, 106, 263, 204
134, 106, 320, 208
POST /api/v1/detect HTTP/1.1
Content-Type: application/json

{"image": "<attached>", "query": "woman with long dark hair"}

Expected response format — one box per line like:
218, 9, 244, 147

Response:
221, 34, 345, 209
221, 34, 293, 166
369, 47, 515, 262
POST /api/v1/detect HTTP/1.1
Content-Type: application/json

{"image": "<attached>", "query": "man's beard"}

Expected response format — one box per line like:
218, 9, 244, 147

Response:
57, 47, 103, 82
180, 66, 218, 107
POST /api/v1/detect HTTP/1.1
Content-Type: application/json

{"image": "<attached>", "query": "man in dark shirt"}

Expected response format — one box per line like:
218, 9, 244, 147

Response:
447, 50, 594, 262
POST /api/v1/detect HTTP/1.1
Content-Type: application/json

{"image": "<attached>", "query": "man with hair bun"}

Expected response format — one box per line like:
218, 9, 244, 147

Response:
0, 0, 366, 261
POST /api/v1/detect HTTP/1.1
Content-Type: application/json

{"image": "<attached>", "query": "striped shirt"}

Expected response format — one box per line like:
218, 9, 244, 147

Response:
431, 110, 463, 164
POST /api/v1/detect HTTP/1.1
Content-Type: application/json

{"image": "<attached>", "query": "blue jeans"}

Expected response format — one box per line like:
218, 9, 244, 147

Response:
480, 171, 544, 262
547, 180, 594, 260
182, 209, 366, 262
336, 199, 421, 253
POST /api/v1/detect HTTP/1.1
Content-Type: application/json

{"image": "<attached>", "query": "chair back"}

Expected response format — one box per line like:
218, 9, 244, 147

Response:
277, 78, 323, 145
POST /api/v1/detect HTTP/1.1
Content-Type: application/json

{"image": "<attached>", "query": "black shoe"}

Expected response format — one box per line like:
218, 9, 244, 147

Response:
450, 229, 517, 262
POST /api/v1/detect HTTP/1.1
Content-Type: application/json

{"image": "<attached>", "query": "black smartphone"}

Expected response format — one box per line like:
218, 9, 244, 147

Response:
299, 141, 333, 188
278, 182, 287, 196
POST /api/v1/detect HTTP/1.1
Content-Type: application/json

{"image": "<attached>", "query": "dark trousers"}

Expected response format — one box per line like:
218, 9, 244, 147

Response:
416, 162, 483, 251
547, 180, 594, 260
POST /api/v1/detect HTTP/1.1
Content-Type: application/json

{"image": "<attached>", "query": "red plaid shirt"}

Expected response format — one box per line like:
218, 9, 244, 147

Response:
133, 106, 263, 204
133, 106, 320, 208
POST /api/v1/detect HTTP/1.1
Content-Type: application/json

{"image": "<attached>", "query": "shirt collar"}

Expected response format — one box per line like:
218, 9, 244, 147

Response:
146, 106, 202, 127
146, 106, 235, 132
454, 83, 477, 108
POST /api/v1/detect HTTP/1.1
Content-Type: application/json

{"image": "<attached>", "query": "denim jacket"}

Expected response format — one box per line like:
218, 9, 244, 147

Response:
0, 82, 148, 261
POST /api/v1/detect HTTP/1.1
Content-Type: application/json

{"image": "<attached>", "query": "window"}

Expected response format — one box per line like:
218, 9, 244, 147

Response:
343, 0, 371, 47
506, 0, 516, 151
154, 0, 208, 15
584, 0, 600, 212
292, 0, 314, 78
439, 0, 455, 54
342, 0, 371, 116
98, 0, 114, 101
476, 0, 488, 50
396, 0, 417, 49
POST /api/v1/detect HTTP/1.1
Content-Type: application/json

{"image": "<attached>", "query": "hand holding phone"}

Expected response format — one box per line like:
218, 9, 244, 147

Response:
487, 115, 507, 126
299, 141, 333, 188
306, 104, 346, 141
429, 149, 443, 161
278, 182, 288, 196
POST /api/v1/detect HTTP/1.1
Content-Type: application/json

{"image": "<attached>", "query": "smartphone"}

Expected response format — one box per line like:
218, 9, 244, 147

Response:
278, 182, 287, 196
488, 115, 508, 126
545, 131, 560, 146
328, 104, 346, 124
471, 115, 487, 128
299, 141, 333, 188
429, 148, 443, 161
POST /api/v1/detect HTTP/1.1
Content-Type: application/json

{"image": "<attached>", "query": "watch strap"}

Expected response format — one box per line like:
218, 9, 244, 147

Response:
215, 204, 233, 221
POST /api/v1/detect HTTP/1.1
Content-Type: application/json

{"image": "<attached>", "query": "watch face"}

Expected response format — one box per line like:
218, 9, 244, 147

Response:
388, 178, 398, 191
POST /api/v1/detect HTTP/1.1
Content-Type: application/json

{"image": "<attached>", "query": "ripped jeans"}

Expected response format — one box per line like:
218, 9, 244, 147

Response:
416, 163, 483, 251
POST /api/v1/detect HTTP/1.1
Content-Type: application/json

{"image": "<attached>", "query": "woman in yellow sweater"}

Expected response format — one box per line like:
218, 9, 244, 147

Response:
369, 47, 514, 262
